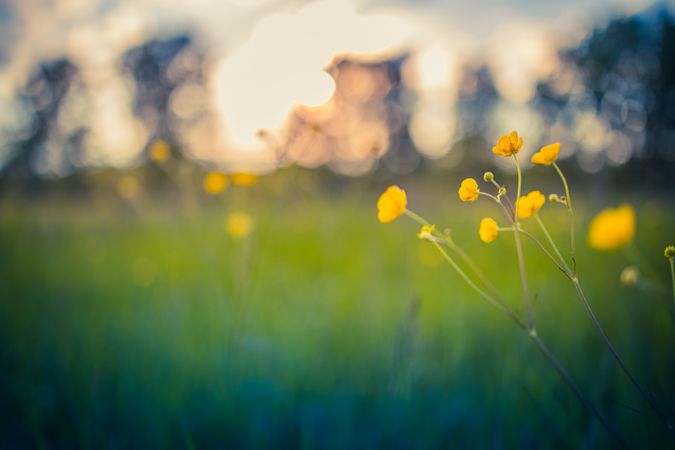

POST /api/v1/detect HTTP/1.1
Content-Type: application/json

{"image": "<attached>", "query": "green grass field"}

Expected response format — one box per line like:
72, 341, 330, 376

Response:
1, 171, 673, 449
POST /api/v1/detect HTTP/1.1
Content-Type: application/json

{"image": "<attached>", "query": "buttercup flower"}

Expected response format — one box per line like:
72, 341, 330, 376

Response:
479, 218, 499, 243
458, 178, 479, 202
417, 224, 436, 240
149, 139, 170, 163
231, 172, 258, 186
516, 190, 546, 219
492, 131, 523, 157
531, 142, 560, 166
203, 171, 229, 195
377, 185, 407, 223
588, 204, 635, 251
226, 211, 253, 238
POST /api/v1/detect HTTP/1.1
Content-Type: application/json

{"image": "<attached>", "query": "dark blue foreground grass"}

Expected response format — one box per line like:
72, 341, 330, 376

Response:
0, 176, 673, 449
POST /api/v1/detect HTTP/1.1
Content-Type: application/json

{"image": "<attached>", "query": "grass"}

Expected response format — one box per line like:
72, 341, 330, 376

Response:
0, 171, 673, 449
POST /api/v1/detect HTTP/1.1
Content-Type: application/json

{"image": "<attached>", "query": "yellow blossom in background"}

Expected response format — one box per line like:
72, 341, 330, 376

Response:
479, 217, 499, 243
531, 142, 560, 166
377, 185, 407, 223
517, 190, 546, 219
620, 266, 639, 287
458, 178, 479, 202
231, 172, 259, 186
588, 204, 635, 251
492, 131, 523, 157
117, 175, 140, 200
417, 224, 435, 240
203, 172, 229, 195
226, 211, 253, 239
149, 140, 170, 163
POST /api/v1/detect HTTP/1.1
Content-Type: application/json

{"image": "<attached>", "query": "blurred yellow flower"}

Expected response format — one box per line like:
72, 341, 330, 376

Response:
492, 131, 523, 157
517, 190, 546, 219
458, 178, 479, 202
531, 142, 560, 166
117, 175, 140, 200
588, 204, 635, 251
226, 211, 253, 238
203, 171, 229, 195
231, 172, 258, 186
377, 185, 407, 223
417, 224, 435, 240
620, 265, 639, 287
479, 217, 499, 243
149, 139, 170, 163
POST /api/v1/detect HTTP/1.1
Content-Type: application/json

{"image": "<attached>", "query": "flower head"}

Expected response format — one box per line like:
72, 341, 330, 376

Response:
458, 178, 479, 202
417, 224, 436, 240
531, 142, 560, 166
479, 218, 499, 243
149, 139, 170, 163
587, 204, 635, 251
226, 211, 253, 238
231, 172, 258, 186
492, 131, 523, 157
377, 185, 407, 223
517, 190, 546, 219
665, 245, 675, 259
203, 171, 229, 195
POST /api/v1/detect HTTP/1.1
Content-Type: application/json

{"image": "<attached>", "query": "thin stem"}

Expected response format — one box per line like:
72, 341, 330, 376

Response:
503, 227, 571, 278
404, 209, 430, 227
512, 154, 533, 331
669, 258, 675, 310
529, 332, 631, 449
572, 278, 674, 435
430, 240, 525, 329
534, 213, 572, 274
552, 162, 576, 270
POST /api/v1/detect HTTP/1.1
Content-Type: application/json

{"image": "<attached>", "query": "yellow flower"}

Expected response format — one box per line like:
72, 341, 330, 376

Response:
588, 204, 635, 251
479, 217, 499, 243
492, 131, 523, 157
203, 171, 229, 195
516, 190, 546, 219
226, 211, 253, 239
377, 185, 407, 223
231, 172, 258, 186
531, 142, 560, 166
117, 175, 140, 200
458, 178, 479, 202
417, 224, 435, 240
149, 139, 170, 163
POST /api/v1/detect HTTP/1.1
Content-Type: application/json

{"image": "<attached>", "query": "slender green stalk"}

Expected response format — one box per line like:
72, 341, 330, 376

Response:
431, 240, 524, 328
552, 162, 576, 270
529, 332, 631, 449
571, 278, 674, 435
512, 154, 533, 331
669, 258, 675, 309
535, 213, 572, 274
502, 227, 570, 277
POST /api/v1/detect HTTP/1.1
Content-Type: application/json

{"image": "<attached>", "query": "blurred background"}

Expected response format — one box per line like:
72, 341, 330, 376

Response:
0, 0, 674, 448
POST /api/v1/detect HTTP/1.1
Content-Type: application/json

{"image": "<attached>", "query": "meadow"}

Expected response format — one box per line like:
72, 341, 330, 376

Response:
0, 169, 673, 449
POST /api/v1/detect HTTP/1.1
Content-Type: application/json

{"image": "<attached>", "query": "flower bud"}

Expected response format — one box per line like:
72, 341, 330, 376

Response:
483, 171, 494, 182
620, 266, 639, 287
498, 187, 506, 196
665, 245, 675, 259
548, 193, 560, 203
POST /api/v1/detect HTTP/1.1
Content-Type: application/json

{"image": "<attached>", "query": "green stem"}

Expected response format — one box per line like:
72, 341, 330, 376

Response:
552, 162, 576, 271
572, 278, 674, 435
504, 227, 570, 278
529, 332, 631, 450
670, 258, 675, 310
534, 213, 572, 274
431, 240, 524, 329
512, 154, 533, 331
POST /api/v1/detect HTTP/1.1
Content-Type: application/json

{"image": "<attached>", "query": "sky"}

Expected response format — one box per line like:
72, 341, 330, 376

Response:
0, 0, 659, 174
